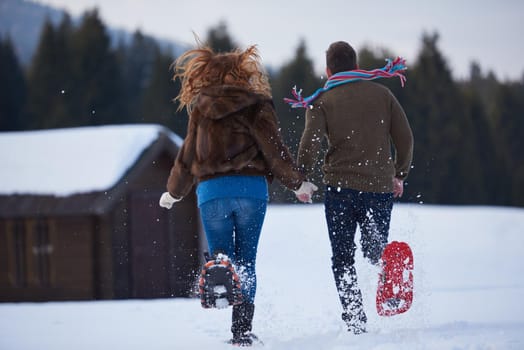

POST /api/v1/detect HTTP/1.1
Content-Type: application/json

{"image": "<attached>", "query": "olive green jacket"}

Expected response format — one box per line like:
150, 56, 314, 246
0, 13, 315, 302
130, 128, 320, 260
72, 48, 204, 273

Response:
298, 80, 413, 193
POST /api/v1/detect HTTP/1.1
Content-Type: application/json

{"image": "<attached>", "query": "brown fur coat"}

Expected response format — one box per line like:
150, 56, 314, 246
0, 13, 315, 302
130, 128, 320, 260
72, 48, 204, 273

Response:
167, 85, 305, 199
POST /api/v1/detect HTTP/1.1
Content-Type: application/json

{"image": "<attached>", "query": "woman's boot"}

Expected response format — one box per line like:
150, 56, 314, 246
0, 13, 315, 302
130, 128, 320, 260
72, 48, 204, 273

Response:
231, 302, 256, 346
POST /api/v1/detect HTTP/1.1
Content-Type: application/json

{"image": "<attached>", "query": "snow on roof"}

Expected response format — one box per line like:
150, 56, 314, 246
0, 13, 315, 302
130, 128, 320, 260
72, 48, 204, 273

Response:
0, 124, 183, 197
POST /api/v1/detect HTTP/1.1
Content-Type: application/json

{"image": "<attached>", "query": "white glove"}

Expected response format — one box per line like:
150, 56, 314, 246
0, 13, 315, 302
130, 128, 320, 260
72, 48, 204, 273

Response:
159, 192, 181, 209
294, 181, 318, 203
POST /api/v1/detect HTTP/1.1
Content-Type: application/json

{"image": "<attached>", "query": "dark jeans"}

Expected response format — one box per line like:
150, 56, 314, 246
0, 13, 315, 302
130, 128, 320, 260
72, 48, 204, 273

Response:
324, 186, 393, 326
199, 198, 267, 304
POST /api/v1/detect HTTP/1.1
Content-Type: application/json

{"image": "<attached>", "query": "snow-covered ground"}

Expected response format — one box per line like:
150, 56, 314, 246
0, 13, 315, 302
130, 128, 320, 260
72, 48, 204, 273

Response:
1, 204, 523, 349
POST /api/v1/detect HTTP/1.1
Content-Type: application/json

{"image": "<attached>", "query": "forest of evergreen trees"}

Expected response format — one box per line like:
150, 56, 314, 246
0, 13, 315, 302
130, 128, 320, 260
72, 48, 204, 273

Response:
1, 10, 523, 207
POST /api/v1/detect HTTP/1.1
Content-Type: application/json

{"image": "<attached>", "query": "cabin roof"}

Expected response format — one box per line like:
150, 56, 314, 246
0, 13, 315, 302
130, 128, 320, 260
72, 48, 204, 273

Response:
0, 124, 182, 197
0, 124, 183, 217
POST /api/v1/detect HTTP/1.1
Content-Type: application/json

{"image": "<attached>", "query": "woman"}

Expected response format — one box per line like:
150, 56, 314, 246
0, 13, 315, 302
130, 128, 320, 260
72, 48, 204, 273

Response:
159, 44, 317, 346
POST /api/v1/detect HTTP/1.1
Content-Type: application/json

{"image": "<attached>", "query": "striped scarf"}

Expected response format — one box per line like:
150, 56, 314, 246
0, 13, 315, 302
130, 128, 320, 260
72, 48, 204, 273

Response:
284, 57, 407, 109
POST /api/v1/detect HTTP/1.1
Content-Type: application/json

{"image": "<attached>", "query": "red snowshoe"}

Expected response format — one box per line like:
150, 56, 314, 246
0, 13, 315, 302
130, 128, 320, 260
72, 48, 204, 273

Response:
376, 241, 414, 316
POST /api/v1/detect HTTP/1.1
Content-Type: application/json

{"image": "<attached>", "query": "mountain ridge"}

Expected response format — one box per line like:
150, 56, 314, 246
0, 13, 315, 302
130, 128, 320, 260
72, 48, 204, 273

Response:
0, 0, 188, 65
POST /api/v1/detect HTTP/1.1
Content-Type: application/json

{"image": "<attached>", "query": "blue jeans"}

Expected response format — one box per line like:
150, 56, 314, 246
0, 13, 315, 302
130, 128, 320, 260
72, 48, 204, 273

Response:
199, 197, 267, 304
324, 186, 393, 324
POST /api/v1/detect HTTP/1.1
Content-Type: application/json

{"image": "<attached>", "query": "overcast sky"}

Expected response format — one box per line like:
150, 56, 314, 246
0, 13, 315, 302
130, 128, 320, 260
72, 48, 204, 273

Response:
34, 0, 524, 80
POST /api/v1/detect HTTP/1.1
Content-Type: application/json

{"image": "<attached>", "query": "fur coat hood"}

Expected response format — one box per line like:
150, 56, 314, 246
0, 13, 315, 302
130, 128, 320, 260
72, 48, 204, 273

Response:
196, 85, 262, 120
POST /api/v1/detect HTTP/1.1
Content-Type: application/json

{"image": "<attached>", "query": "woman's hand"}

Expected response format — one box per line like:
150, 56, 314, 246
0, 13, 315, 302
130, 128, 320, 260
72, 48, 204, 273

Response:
159, 192, 181, 209
294, 181, 319, 203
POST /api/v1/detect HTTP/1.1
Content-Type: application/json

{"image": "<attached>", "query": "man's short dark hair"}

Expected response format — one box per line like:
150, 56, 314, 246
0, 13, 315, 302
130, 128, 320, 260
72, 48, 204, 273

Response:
326, 41, 357, 74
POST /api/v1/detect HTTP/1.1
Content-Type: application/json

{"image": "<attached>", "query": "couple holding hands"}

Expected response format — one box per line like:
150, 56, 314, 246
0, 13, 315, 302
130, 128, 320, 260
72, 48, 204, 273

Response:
159, 40, 413, 346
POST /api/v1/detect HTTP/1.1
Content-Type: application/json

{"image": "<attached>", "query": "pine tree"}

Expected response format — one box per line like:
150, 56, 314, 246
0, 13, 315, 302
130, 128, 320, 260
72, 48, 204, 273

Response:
270, 39, 323, 202
272, 39, 321, 149
490, 82, 524, 206
26, 15, 73, 129
205, 21, 237, 53
0, 35, 26, 131
68, 9, 122, 126
358, 45, 406, 102
118, 30, 160, 123
141, 49, 188, 137
461, 63, 509, 205
403, 32, 482, 204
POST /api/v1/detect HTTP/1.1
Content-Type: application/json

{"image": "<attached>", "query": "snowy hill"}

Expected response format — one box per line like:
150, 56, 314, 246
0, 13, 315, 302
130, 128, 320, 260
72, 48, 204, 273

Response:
1, 204, 523, 349
0, 0, 187, 65
0, 0, 64, 65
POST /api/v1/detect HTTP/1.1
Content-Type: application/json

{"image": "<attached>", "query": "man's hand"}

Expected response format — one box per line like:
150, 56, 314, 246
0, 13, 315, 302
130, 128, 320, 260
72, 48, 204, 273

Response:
294, 181, 319, 203
159, 192, 180, 209
393, 177, 404, 198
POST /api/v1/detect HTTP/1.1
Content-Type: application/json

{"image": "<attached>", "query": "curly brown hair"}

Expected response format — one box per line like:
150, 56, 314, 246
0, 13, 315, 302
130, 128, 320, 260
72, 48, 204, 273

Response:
172, 45, 271, 112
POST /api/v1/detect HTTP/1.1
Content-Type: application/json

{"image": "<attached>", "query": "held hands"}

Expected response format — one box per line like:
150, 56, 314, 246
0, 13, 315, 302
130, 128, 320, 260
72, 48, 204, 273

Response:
159, 192, 181, 209
294, 181, 319, 203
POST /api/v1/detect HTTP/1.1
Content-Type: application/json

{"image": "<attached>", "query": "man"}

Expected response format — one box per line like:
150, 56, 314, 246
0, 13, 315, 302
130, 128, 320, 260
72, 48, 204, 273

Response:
295, 41, 414, 334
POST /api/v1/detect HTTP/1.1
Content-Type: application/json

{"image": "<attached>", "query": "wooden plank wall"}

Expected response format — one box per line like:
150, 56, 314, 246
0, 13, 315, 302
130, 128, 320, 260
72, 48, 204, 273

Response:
0, 217, 94, 301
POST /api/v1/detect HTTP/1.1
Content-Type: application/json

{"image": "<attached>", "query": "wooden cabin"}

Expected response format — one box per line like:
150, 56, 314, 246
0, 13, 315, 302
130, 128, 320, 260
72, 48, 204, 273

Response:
0, 124, 203, 302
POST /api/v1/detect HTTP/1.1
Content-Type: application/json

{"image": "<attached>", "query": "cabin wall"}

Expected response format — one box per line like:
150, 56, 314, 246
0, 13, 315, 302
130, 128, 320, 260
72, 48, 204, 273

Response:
93, 215, 115, 299
124, 150, 202, 298
0, 142, 203, 302
0, 216, 95, 301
